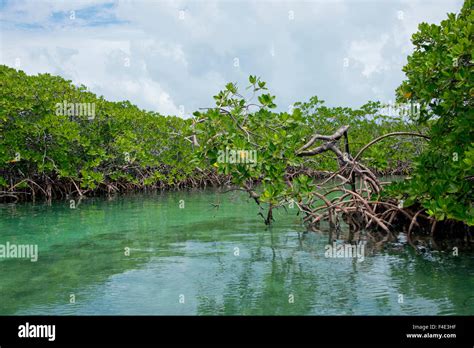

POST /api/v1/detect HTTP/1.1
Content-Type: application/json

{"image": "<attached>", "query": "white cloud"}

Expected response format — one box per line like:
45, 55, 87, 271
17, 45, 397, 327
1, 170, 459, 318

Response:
348, 34, 391, 78
0, 0, 465, 114
121, 78, 180, 115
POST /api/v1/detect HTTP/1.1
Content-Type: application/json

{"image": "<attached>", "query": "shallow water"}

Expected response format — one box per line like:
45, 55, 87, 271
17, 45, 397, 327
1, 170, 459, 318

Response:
0, 189, 473, 315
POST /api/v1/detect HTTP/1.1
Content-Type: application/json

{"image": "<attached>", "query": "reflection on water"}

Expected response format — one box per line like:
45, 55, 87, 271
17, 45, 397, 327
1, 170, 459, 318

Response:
0, 189, 473, 315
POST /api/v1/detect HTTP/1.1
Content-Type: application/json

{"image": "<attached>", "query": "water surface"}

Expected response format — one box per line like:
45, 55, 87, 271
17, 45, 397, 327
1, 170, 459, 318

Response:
0, 189, 473, 315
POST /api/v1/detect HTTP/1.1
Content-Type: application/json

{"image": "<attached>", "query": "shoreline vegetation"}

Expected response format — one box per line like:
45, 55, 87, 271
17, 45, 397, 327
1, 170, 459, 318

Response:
1, 1, 472, 250
0, 64, 425, 204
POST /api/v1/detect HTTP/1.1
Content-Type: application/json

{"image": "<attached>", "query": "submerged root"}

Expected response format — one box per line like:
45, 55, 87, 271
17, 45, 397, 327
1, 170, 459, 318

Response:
0, 169, 236, 203
298, 149, 471, 251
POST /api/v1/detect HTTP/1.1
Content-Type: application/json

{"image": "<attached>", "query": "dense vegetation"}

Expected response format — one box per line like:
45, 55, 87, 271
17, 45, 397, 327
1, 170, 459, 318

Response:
191, 0, 472, 245
0, 65, 421, 201
0, 1, 472, 246
389, 0, 473, 226
0, 66, 214, 200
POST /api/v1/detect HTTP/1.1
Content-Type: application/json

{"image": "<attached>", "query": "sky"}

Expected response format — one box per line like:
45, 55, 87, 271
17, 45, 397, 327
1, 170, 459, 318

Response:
0, 0, 464, 117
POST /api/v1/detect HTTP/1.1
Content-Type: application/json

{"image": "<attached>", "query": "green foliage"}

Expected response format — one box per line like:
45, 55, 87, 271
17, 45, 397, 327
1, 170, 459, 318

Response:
2, 0, 470, 232
294, 98, 425, 173
0, 65, 196, 191
194, 76, 422, 208
390, 0, 474, 225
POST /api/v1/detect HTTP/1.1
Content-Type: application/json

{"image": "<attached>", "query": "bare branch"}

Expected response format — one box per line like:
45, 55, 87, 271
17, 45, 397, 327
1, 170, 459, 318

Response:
297, 125, 349, 154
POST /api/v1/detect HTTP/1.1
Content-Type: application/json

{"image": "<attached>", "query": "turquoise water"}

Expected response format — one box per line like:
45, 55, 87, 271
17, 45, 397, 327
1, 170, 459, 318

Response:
0, 189, 473, 315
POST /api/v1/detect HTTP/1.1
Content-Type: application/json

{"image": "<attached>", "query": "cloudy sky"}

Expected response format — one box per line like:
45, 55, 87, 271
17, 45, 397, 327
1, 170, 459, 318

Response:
0, 0, 464, 117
